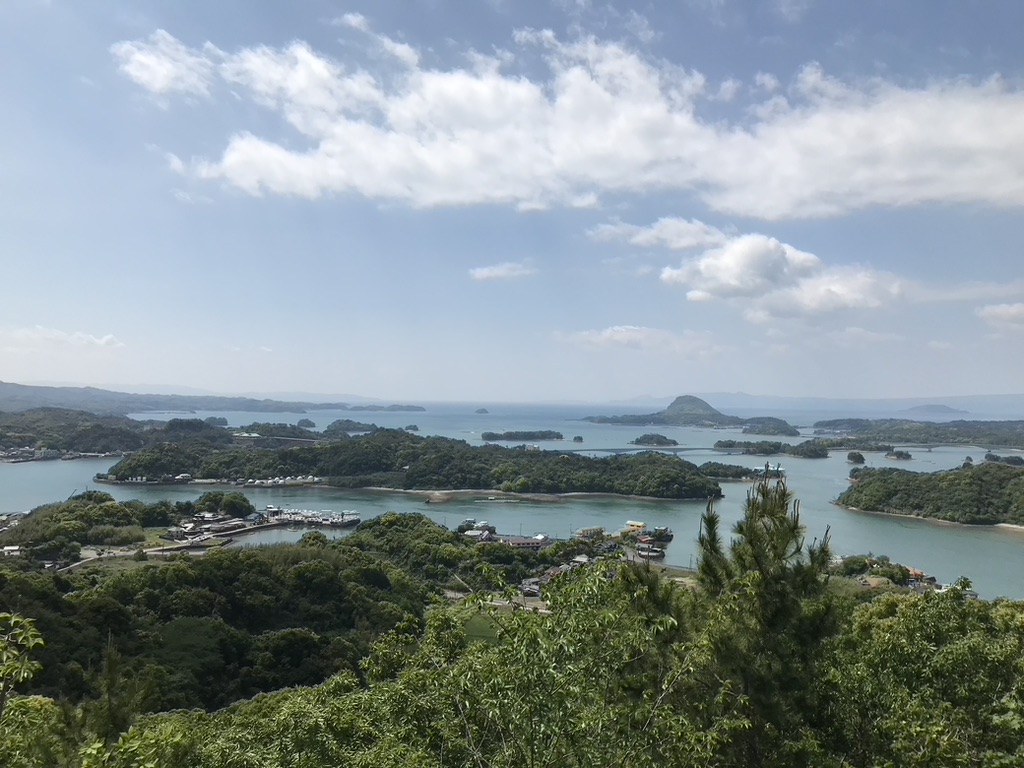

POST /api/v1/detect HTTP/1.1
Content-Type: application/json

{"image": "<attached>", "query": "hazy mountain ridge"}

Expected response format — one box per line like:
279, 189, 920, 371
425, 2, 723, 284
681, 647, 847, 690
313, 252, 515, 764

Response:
0, 381, 421, 415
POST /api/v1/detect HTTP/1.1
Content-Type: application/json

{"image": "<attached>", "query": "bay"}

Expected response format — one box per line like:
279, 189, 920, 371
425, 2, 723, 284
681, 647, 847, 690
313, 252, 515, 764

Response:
2, 402, 1023, 598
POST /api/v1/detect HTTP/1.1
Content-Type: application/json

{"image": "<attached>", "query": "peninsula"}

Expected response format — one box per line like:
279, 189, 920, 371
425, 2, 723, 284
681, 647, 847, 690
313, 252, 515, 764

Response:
838, 461, 1024, 525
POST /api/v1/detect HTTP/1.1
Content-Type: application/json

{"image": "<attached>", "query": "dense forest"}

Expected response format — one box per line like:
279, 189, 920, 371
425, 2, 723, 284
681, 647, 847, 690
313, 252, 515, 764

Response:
4, 478, 1024, 767
630, 433, 678, 446
814, 417, 1024, 448
713, 439, 830, 458
480, 430, 563, 441
107, 430, 724, 499
838, 461, 1024, 524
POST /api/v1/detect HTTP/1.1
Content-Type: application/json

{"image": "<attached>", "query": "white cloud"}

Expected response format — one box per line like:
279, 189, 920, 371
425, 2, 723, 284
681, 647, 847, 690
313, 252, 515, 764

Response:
110, 30, 218, 97
828, 326, 903, 346
774, 0, 813, 22
625, 11, 656, 43
927, 340, 953, 350
337, 13, 369, 32
1, 326, 124, 351
558, 325, 720, 355
754, 71, 780, 92
977, 302, 1024, 328
712, 78, 742, 102
590, 217, 728, 250
469, 261, 537, 281
166, 153, 185, 174
599, 216, 900, 319
661, 233, 821, 300
112, 29, 1024, 219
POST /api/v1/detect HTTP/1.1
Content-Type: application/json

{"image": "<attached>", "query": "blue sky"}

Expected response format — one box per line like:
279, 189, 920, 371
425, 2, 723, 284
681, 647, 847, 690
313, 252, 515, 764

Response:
2, 0, 1024, 402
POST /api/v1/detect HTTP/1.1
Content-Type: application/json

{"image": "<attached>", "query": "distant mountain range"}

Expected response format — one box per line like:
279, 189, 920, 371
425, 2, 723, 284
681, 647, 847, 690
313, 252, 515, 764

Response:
0, 381, 424, 415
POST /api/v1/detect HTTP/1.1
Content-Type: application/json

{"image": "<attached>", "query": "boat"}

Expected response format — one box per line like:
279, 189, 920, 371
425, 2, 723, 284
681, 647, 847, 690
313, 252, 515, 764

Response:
649, 526, 674, 543
636, 544, 666, 559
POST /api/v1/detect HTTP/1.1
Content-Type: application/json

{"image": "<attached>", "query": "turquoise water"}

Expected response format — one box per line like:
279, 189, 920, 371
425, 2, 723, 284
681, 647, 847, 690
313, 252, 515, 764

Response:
3, 404, 1024, 598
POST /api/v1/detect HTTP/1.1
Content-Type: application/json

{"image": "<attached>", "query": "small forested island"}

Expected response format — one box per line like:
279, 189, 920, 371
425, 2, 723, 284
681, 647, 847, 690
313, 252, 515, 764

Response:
296, 418, 315, 428
204, 416, 228, 426
630, 433, 678, 447
474, 407, 489, 414
847, 451, 865, 464
813, 417, 1024, 448
714, 439, 829, 459
584, 395, 799, 435
698, 461, 762, 479
885, 449, 913, 460
572, 435, 583, 443
839, 461, 1024, 525
900, 404, 969, 415
405, 424, 420, 431
104, 428, 722, 499
481, 430, 563, 441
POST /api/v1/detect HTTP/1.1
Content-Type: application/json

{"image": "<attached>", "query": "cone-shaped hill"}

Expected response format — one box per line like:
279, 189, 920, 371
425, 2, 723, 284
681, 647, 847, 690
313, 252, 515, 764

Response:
583, 395, 799, 436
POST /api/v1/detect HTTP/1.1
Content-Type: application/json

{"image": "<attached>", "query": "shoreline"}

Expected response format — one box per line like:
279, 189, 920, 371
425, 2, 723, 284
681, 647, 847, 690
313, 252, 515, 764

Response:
835, 501, 1024, 533
95, 478, 717, 504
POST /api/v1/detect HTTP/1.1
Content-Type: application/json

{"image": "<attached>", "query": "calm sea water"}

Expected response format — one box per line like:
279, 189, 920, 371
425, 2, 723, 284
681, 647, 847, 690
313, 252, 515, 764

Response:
2, 402, 1023, 598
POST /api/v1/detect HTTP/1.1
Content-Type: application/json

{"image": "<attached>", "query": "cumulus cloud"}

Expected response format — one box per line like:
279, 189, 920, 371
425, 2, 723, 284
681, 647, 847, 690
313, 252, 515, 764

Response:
1, 326, 124, 350
977, 302, 1024, 328
469, 261, 536, 281
661, 234, 821, 301
111, 29, 1024, 219
558, 325, 720, 355
599, 216, 900, 319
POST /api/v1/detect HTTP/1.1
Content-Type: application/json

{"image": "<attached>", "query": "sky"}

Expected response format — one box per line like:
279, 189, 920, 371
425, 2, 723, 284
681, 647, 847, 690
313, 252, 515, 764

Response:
2, 0, 1024, 403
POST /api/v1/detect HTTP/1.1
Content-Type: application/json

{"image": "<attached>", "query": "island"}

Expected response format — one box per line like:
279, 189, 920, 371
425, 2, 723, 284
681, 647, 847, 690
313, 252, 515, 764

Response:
583, 395, 800, 436
838, 462, 1024, 525
847, 451, 865, 464
812, 417, 1024, 449
475, 408, 489, 414
885, 449, 913, 460
405, 424, 420, 431
572, 435, 583, 443
296, 418, 315, 428
713, 439, 829, 459
102, 428, 722, 499
481, 430, 563, 442
630, 433, 679, 447
900, 404, 969, 415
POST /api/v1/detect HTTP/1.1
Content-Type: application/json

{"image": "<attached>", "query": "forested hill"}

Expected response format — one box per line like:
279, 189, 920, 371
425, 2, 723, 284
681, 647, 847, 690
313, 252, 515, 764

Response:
0, 380, 422, 415
583, 395, 799, 435
107, 429, 722, 499
814, 417, 1024, 448
837, 461, 1024, 524
7, 479, 1024, 766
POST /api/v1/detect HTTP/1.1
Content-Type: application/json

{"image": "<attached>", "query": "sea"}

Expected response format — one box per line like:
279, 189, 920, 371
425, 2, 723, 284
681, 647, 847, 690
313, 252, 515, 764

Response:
2, 402, 1024, 599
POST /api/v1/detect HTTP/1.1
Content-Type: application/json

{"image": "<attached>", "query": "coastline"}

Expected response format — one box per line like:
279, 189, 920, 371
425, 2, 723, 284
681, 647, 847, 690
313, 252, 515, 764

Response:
95, 478, 715, 504
835, 501, 1024, 533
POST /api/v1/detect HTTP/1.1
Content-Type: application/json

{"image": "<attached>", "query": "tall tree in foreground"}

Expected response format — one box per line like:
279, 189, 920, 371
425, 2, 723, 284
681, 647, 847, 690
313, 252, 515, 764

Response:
695, 476, 839, 767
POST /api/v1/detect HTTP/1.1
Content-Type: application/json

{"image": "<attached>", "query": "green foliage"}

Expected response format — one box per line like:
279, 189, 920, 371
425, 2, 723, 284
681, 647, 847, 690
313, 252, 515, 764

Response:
838, 462, 1024, 524
109, 430, 723, 499
714, 439, 830, 458
847, 451, 865, 464
480, 430, 563, 441
814, 417, 1024, 448
741, 417, 801, 436
630, 433, 678, 446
